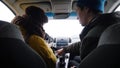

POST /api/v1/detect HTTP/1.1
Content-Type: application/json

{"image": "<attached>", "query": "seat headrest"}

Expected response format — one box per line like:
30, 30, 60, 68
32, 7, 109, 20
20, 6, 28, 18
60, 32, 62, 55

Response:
0, 21, 24, 41
98, 23, 120, 46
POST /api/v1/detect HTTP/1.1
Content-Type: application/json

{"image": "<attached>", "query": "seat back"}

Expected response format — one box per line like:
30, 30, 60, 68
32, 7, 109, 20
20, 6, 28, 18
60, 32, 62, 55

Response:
79, 23, 120, 68
0, 21, 47, 68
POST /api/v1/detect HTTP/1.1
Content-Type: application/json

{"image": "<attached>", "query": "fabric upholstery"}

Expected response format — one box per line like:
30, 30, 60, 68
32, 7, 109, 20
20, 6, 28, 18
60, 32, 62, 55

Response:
79, 23, 120, 68
0, 21, 47, 68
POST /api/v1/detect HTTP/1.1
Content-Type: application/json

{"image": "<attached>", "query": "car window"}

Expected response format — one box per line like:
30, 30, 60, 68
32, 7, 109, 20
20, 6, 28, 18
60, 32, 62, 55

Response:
0, 1, 15, 22
115, 5, 120, 11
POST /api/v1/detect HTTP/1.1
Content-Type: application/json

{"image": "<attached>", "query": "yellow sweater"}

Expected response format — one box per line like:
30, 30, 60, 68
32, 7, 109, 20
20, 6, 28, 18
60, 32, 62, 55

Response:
19, 26, 57, 68
28, 35, 57, 68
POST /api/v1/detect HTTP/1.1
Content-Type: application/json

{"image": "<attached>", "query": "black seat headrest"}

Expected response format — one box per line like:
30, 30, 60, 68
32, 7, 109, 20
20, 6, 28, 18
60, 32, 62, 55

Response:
0, 21, 47, 68
0, 20, 24, 41
98, 23, 120, 46
79, 23, 120, 68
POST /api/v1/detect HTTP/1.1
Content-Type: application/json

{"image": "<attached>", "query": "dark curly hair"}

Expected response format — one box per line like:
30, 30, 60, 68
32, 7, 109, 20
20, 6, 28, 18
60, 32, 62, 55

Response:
25, 6, 48, 24
12, 6, 48, 39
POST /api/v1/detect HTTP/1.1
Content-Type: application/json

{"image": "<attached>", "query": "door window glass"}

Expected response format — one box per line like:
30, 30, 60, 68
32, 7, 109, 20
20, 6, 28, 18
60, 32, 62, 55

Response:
0, 1, 15, 22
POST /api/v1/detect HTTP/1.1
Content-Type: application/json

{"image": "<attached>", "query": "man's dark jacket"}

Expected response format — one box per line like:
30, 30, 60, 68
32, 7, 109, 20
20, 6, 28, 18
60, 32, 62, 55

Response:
64, 11, 120, 60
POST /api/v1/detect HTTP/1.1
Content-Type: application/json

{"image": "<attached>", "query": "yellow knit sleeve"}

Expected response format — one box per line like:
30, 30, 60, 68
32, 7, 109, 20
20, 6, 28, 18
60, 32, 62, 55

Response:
28, 35, 57, 65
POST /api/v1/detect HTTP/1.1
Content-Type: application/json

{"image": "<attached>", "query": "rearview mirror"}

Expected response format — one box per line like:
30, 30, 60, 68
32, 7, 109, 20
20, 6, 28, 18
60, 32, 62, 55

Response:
53, 13, 70, 19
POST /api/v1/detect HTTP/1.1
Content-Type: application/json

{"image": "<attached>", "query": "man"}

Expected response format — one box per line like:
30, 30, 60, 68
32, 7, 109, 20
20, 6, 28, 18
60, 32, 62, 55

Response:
57, 0, 120, 67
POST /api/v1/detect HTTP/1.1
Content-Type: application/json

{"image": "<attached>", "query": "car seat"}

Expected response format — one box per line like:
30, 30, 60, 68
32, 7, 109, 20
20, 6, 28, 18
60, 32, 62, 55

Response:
0, 20, 47, 68
79, 23, 120, 68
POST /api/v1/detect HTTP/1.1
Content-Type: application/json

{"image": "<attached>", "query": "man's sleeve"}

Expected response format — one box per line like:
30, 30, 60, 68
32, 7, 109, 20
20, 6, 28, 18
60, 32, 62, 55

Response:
63, 41, 81, 55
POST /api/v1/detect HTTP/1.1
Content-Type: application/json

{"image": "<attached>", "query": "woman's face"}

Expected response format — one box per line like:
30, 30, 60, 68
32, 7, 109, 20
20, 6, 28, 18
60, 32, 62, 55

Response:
76, 7, 89, 26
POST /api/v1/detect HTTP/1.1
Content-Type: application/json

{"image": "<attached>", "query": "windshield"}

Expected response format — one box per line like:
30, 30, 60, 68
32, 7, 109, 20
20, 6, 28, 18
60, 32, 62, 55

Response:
44, 19, 84, 43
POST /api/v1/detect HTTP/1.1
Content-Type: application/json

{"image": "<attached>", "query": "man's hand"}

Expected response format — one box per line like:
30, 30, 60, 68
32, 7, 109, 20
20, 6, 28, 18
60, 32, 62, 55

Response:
56, 48, 64, 56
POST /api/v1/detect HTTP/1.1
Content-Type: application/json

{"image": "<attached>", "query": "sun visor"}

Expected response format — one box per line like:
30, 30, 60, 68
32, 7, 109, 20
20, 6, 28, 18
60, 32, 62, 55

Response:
51, 0, 72, 13
20, 2, 52, 13
51, 0, 72, 19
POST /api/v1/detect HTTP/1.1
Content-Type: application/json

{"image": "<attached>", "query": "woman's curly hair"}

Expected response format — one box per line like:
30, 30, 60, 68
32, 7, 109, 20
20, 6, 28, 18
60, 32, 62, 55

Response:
12, 6, 48, 38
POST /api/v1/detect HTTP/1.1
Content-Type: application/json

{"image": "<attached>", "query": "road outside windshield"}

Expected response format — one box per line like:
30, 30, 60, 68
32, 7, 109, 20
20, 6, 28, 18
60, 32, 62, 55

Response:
44, 20, 83, 43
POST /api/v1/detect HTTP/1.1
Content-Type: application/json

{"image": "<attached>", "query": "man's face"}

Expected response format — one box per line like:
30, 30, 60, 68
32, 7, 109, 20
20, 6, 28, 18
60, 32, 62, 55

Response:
76, 7, 89, 26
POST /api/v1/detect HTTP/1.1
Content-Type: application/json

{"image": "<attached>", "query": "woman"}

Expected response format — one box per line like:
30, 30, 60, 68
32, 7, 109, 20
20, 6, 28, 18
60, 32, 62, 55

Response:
12, 6, 57, 68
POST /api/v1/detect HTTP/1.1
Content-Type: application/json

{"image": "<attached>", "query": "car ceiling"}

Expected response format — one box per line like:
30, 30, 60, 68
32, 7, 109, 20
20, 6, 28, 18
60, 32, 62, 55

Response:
2, 0, 120, 19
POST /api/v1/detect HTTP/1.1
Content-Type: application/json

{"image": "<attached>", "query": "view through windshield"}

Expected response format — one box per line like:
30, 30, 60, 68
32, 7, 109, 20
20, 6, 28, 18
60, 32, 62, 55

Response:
44, 20, 83, 43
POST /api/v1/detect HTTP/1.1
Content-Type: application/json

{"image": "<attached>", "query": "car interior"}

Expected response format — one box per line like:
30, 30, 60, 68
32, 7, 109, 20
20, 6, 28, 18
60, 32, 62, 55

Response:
0, 0, 120, 68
